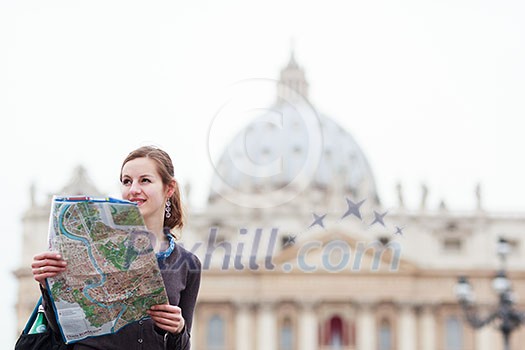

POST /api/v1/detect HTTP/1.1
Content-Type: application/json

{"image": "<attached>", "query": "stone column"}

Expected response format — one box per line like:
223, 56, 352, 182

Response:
235, 302, 254, 350
298, 301, 318, 350
191, 312, 198, 350
419, 305, 436, 350
475, 324, 497, 350
398, 304, 417, 350
356, 303, 376, 350
257, 301, 277, 350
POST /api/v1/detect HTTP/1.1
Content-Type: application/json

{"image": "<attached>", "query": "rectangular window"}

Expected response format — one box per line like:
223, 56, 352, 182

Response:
207, 315, 225, 350
378, 319, 392, 350
279, 317, 294, 350
445, 315, 463, 350
442, 238, 462, 253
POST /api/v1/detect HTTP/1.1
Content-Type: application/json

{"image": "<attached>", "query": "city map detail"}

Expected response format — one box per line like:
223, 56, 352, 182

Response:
46, 196, 168, 344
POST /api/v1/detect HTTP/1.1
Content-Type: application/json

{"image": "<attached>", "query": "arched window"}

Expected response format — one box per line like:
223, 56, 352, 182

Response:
207, 314, 225, 350
378, 318, 392, 350
445, 315, 463, 350
279, 316, 294, 350
330, 316, 343, 348
321, 315, 350, 349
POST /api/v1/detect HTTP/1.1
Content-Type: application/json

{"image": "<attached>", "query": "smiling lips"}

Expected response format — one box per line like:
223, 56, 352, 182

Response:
130, 198, 146, 206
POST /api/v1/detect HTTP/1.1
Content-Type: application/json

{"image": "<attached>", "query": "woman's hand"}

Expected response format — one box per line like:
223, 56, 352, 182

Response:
32, 251, 67, 287
147, 304, 185, 334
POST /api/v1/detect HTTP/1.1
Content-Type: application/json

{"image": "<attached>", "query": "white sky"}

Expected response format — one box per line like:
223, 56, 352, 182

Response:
2, 0, 525, 347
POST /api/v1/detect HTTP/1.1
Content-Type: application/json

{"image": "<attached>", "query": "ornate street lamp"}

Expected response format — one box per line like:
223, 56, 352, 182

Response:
455, 238, 525, 350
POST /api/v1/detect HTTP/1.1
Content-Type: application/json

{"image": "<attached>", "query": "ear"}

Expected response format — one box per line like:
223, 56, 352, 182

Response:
166, 179, 177, 198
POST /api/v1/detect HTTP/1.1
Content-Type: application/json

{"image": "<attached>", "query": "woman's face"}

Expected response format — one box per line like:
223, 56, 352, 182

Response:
120, 157, 169, 224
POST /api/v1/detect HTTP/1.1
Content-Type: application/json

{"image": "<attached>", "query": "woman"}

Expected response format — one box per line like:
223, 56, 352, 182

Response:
31, 146, 201, 349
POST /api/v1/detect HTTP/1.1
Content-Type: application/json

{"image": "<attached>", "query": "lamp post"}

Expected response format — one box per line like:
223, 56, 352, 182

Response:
455, 238, 525, 350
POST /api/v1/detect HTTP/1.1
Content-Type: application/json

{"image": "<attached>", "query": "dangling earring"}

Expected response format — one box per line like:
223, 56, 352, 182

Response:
165, 199, 172, 219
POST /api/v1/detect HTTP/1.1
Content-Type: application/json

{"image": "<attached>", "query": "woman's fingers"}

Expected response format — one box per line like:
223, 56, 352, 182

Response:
32, 265, 66, 276
148, 305, 181, 320
31, 251, 67, 285
149, 304, 175, 312
32, 252, 67, 269
147, 305, 185, 333
32, 252, 66, 267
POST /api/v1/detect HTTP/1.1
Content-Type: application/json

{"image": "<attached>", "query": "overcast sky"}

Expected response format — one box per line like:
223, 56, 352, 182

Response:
2, 0, 525, 347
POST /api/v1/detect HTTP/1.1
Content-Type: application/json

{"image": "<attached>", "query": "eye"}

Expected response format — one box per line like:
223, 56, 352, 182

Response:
141, 178, 152, 183
121, 178, 131, 186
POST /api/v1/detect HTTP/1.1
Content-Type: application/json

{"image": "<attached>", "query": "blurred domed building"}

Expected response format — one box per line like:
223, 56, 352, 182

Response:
208, 54, 379, 210
15, 55, 525, 350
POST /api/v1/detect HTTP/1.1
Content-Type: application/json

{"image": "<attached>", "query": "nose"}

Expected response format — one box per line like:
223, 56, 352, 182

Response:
129, 181, 142, 195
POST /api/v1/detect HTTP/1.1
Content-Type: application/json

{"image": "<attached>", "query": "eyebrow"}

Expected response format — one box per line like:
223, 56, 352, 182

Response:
122, 173, 156, 178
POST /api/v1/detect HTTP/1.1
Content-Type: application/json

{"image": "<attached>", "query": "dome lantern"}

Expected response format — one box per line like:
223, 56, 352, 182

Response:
277, 50, 309, 102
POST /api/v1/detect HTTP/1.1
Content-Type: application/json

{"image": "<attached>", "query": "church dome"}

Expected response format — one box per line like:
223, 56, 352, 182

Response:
208, 54, 379, 207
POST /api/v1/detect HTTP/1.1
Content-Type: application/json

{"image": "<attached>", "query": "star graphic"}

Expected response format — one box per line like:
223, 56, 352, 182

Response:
341, 198, 365, 220
370, 210, 388, 227
309, 213, 327, 228
283, 234, 297, 247
394, 226, 405, 236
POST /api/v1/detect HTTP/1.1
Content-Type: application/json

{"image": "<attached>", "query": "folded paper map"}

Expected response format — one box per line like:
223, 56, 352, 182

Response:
45, 196, 168, 344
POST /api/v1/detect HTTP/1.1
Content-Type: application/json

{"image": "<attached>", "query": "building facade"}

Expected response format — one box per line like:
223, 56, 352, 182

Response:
15, 55, 525, 350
